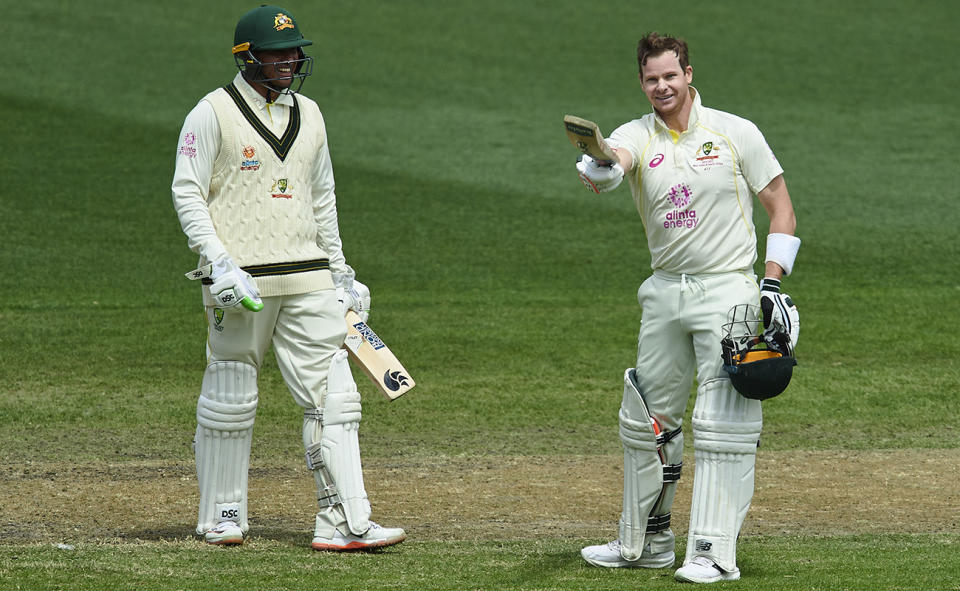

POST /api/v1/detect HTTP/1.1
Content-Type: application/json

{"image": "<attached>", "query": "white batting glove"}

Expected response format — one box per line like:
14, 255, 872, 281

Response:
337, 279, 370, 322
208, 257, 263, 312
759, 278, 799, 354
575, 154, 624, 193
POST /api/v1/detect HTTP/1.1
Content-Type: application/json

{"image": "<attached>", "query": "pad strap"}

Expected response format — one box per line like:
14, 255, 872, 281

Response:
305, 439, 342, 508
662, 462, 683, 483
657, 426, 682, 447
647, 513, 671, 533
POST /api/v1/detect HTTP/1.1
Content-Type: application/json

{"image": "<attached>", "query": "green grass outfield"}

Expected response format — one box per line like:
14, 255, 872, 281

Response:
1, 536, 958, 591
2, 0, 958, 589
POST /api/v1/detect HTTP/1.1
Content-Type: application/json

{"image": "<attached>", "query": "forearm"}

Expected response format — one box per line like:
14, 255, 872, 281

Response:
768, 206, 796, 237
757, 175, 799, 277
763, 261, 785, 281
613, 147, 634, 172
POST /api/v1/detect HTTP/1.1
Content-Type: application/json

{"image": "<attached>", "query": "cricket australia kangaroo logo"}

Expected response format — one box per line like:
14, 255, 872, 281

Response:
270, 178, 292, 199
693, 140, 724, 169
212, 308, 225, 332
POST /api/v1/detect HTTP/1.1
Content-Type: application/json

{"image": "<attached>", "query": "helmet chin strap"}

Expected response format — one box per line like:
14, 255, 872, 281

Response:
241, 69, 289, 103
258, 79, 283, 104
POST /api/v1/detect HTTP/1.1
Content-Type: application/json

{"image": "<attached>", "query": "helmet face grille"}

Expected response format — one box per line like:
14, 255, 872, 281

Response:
233, 49, 314, 96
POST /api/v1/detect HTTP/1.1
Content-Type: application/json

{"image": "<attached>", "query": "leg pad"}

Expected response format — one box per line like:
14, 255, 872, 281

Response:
195, 361, 258, 535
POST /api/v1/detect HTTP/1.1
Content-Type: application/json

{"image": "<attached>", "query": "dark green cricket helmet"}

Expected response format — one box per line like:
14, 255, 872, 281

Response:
232, 5, 313, 95
722, 348, 797, 400
233, 5, 312, 53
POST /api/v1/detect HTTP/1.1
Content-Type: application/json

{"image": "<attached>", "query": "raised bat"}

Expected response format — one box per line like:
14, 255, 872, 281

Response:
343, 310, 415, 400
563, 114, 618, 164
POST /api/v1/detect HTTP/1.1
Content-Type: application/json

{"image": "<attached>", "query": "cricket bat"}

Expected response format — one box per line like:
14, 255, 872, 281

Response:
563, 115, 618, 164
343, 310, 415, 400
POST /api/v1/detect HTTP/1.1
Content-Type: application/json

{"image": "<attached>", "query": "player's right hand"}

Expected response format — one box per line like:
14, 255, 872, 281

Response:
209, 257, 263, 312
576, 154, 624, 193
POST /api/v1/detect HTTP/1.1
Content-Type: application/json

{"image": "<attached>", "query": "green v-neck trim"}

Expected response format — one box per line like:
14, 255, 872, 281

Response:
223, 83, 300, 161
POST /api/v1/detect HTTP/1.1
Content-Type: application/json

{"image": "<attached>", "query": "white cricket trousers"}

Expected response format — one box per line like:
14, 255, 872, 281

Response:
205, 289, 347, 409
632, 269, 759, 430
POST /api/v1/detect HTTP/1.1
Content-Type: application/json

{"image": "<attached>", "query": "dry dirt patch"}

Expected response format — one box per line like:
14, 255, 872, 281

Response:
1, 449, 957, 544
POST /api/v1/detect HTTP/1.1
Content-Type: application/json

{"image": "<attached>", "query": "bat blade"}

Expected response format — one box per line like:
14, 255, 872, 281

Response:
563, 114, 618, 164
343, 310, 415, 400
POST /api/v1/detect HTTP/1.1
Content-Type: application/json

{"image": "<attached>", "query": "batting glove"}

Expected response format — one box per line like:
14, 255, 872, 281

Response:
759, 278, 799, 354
337, 279, 371, 322
575, 154, 624, 194
208, 257, 263, 312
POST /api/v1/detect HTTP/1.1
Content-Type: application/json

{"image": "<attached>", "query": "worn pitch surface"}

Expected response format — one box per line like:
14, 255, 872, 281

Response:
3, 450, 957, 544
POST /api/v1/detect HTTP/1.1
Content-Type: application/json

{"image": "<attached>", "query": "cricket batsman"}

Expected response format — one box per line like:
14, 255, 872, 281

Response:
574, 32, 800, 583
171, 5, 405, 550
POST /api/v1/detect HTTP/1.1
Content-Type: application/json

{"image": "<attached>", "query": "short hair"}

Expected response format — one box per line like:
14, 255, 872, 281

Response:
637, 32, 690, 74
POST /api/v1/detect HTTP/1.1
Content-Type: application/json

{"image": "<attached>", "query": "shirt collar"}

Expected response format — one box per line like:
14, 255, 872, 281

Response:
653, 86, 702, 134
232, 72, 296, 109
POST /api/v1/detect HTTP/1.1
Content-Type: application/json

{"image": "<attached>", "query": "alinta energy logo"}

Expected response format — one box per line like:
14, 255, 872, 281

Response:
241, 145, 261, 171
179, 132, 197, 158
664, 182, 698, 229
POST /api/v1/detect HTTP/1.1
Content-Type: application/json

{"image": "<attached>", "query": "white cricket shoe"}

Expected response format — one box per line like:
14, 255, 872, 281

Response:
311, 522, 407, 551
674, 556, 741, 583
204, 521, 244, 545
580, 539, 675, 569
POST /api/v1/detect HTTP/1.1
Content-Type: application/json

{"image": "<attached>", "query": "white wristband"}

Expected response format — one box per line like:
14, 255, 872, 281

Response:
765, 233, 801, 276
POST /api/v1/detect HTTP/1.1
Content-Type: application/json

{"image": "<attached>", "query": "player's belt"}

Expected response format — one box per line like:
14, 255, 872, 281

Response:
201, 258, 330, 284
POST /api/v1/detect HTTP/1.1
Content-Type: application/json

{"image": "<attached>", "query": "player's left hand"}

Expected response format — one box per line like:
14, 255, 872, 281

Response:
576, 154, 624, 193
337, 279, 370, 322
759, 278, 799, 353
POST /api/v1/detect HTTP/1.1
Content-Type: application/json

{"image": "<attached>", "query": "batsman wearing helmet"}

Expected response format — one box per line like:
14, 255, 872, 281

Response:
575, 33, 800, 583
171, 5, 405, 550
